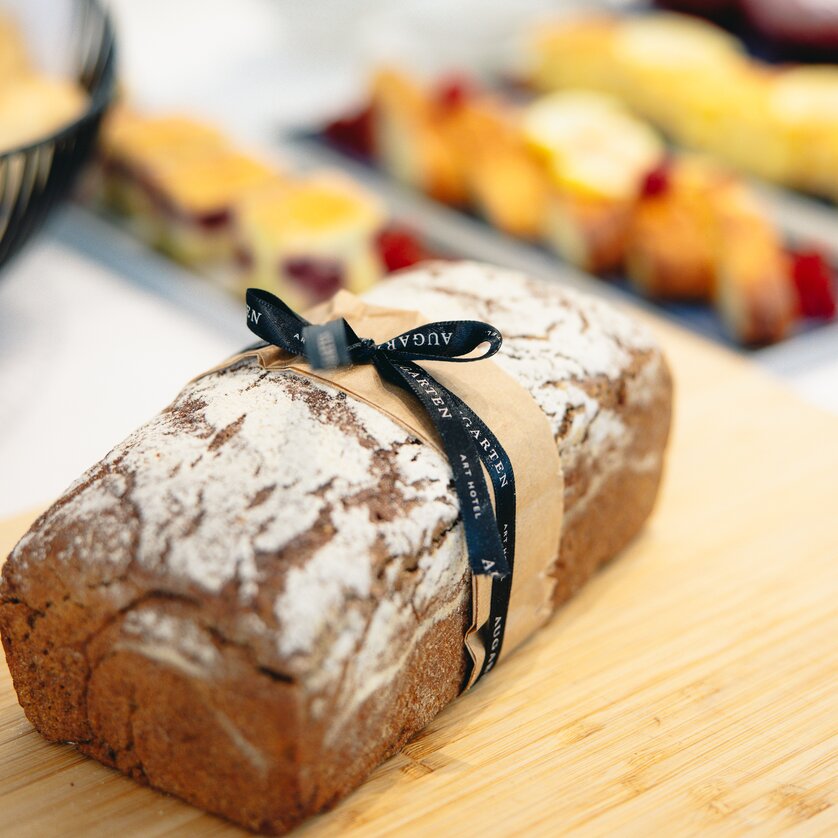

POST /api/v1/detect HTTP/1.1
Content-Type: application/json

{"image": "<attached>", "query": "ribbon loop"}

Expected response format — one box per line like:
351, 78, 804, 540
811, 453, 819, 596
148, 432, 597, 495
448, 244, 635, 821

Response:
377, 321, 502, 364
246, 287, 310, 355
245, 288, 518, 686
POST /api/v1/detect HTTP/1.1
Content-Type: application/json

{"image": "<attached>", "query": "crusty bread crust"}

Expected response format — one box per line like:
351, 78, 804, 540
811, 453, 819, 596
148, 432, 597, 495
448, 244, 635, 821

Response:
1, 263, 671, 834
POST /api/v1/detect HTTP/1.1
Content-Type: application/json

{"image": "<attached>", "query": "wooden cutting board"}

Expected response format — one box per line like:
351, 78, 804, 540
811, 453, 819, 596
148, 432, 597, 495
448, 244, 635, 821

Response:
2, 317, 837, 837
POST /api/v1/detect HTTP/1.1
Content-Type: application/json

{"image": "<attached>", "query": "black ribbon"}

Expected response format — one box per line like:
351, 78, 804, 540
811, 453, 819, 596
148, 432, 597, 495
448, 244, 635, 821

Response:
245, 288, 517, 687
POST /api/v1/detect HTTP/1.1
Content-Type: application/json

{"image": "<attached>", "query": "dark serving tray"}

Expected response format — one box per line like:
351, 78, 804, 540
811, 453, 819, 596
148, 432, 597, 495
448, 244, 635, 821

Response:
289, 131, 838, 363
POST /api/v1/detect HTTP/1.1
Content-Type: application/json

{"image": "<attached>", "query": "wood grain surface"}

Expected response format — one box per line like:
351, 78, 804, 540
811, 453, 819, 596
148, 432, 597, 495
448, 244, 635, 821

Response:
1, 316, 837, 837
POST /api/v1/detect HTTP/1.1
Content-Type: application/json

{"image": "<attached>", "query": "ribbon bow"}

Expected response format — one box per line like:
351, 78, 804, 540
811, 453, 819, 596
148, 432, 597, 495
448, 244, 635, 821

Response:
246, 288, 517, 684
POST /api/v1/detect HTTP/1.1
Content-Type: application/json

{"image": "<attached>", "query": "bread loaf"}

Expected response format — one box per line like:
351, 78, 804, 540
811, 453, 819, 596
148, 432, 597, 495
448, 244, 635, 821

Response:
0, 262, 672, 834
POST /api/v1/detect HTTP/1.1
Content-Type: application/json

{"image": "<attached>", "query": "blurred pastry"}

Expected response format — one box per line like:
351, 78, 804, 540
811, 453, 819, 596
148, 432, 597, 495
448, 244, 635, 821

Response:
370, 70, 548, 237
98, 110, 277, 265
97, 109, 392, 298
713, 182, 795, 344
701, 66, 793, 185
523, 92, 664, 199
625, 154, 794, 342
444, 95, 548, 239
524, 11, 838, 199
527, 15, 618, 96
370, 68, 467, 205
527, 11, 744, 142
767, 67, 838, 199
0, 14, 88, 153
0, 74, 87, 153
544, 194, 634, 275
148, 151, 279, 265
523, 91, 664, 272
611, 12, 745, 137
232, 172, 385, 309
98, 109, 228, 218
625, 158, 718, 299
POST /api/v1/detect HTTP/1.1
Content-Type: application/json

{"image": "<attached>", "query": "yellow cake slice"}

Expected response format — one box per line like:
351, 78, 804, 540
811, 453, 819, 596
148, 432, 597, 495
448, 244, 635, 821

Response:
98, 110, 279, 266
232, 172, 385, 309
147, 151, 280, 265
444, 96, 548, 239
99, 109, 229, 215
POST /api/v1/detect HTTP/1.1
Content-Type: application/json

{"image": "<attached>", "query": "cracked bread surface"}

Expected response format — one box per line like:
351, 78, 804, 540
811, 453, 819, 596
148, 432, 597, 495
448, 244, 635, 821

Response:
0, 261, 671, 834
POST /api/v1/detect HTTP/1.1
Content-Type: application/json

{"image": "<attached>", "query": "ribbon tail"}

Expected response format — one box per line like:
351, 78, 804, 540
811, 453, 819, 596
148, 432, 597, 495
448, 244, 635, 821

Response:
447, 391, 516, 567
442, 389, 518, 686
373, 357, 510, 580
376, 358, 517, 687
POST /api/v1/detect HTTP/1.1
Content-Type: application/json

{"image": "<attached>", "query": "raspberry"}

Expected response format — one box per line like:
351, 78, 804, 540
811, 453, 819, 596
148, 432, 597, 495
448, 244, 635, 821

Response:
283, 257, 344, 301
790, 249, 837, 319
435, 74, 475, 112
640, 160, 672, 198
324, 105, 374, 158
377, 227, 435, 272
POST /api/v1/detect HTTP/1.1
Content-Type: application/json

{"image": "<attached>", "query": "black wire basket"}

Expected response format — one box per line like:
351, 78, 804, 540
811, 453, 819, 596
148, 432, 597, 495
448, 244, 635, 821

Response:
0, 0, 116, 269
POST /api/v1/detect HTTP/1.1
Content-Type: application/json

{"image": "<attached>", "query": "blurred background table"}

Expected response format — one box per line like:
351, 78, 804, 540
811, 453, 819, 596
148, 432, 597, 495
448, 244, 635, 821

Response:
1, 0, 837, 518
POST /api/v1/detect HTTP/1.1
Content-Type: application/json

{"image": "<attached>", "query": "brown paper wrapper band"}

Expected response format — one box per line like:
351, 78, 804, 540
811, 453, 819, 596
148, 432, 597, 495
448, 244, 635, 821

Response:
197, 290, 563, 689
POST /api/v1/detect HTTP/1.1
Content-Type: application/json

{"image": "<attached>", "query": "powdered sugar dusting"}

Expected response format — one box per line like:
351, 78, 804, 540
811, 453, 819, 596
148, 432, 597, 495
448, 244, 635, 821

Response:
117, 608, 220, 678
123, 609, 218, 664
277, 505, 376, 656
320, 523, 468, 734
120, 371, 373, 592
366, 261, 657, 449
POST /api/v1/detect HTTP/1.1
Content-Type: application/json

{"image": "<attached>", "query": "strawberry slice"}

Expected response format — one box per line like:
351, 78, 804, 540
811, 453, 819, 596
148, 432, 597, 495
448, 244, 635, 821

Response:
790, 249, 837, 319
